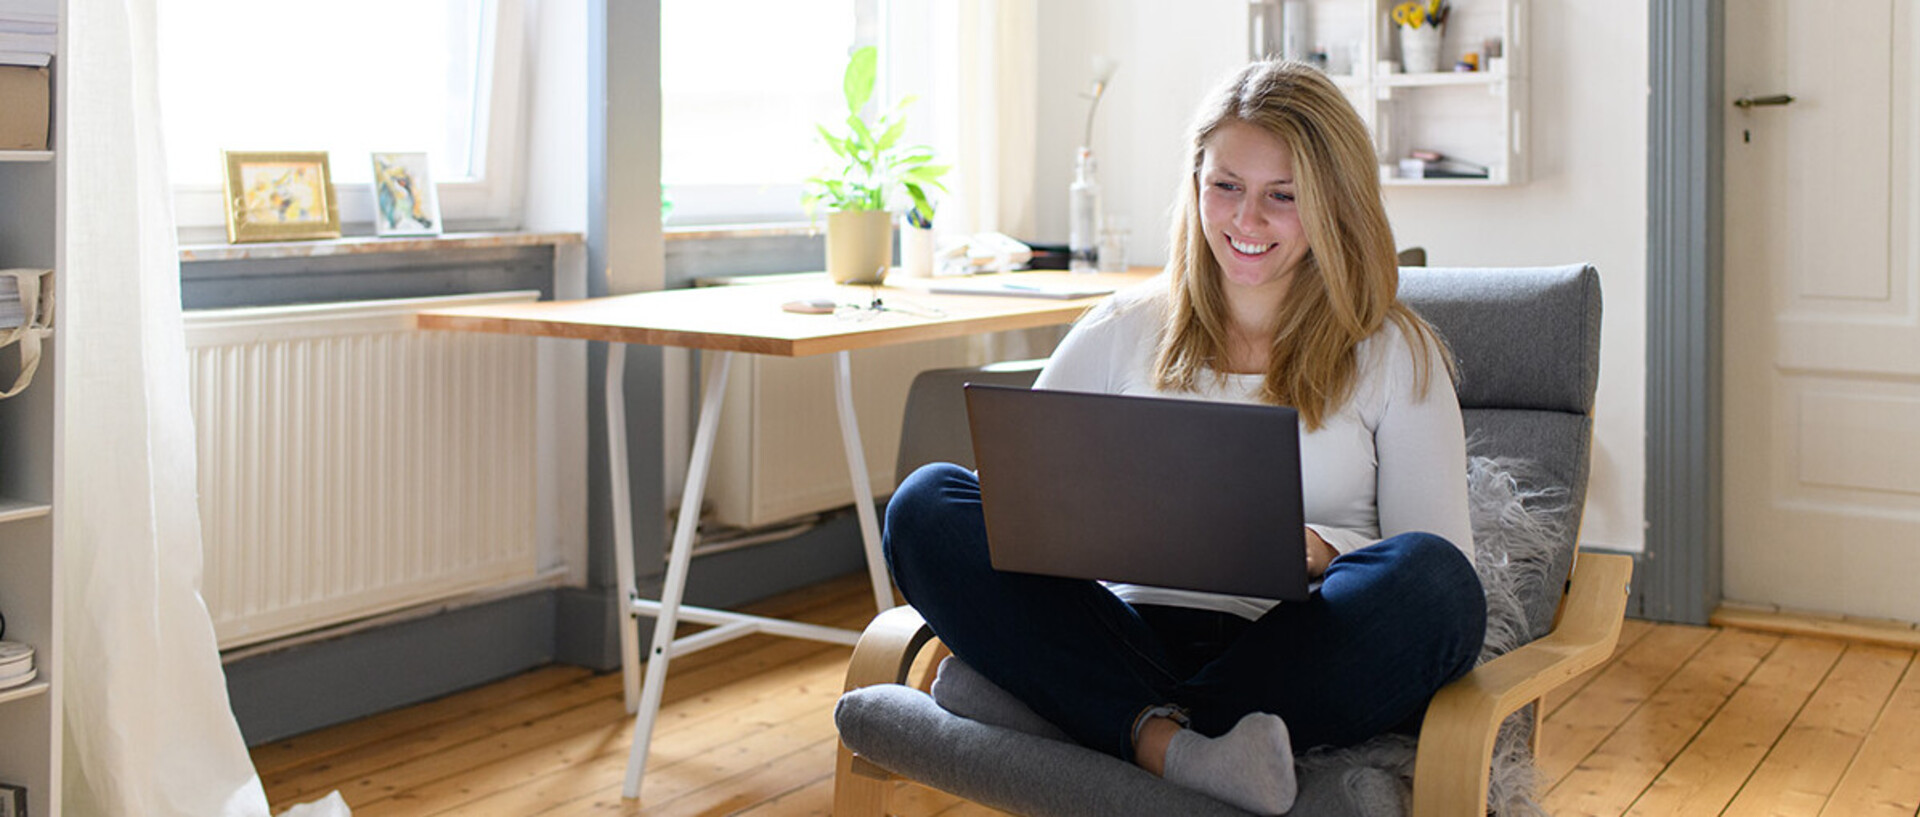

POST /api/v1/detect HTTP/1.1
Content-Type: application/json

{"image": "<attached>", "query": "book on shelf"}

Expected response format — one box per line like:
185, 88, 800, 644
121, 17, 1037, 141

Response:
0, 0, 53, 67
0, 63, 48, 149
0, 0, 56, 22
0, 31, 51, 52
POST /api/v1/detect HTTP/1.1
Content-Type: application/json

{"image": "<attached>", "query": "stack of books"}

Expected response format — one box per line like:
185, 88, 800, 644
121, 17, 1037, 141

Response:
0, 641, 33, 690
0, 0, 54, 67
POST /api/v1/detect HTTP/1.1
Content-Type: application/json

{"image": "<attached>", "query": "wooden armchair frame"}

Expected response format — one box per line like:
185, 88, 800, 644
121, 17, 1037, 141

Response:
834, 550, 1631, 817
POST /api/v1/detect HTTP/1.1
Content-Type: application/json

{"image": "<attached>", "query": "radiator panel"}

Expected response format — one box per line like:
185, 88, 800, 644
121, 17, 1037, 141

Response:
186, 294, 541, 649
705, 338, 976, 528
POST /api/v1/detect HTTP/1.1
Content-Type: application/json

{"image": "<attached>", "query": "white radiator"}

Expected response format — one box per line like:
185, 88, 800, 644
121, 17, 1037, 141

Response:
185, 293, 543, 649
700, 338, 980, 529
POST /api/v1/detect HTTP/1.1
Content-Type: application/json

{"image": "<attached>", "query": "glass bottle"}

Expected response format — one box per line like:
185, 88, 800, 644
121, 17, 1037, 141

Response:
1069, 147, 1102, 273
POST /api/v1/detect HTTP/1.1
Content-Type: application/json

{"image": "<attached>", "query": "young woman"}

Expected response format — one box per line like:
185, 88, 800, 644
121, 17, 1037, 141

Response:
883, 60, 1486, 815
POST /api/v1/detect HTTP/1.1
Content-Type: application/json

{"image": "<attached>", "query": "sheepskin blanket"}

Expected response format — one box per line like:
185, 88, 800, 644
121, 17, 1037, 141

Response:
1286, 455, 1565, 816
926, 455, 1569, 816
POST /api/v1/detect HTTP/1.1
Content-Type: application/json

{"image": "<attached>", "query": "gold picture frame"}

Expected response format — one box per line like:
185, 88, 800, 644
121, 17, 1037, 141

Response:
221, 150, 342, 243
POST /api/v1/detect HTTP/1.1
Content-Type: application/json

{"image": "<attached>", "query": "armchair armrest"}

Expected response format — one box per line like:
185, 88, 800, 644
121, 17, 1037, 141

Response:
1410, 551, 1634, 816
843, 604, 940, 692
838, 604, 944, 795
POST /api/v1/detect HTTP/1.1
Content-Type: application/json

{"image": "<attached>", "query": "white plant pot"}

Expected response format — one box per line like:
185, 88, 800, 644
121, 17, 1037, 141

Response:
899, 221, 935, 278
1400, 24, 1443, 73
826, 209, 894, 284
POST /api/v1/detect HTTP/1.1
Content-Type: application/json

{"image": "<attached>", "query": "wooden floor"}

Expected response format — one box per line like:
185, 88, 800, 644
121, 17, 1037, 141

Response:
253, 573, 1920, 816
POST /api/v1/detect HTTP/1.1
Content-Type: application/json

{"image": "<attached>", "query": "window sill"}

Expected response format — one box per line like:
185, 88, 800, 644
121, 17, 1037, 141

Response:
178, 231, 584, 263
663, 222, 817, 242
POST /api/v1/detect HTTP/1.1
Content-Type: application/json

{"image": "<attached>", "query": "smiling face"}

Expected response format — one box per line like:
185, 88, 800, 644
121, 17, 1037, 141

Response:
1197, 120, 1312, 301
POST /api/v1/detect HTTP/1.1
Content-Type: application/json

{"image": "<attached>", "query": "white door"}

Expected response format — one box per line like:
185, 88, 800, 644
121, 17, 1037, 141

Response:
1722, 0, 1920, 621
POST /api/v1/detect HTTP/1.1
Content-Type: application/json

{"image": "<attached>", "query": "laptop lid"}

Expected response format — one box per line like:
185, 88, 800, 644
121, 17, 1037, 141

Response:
963, 384, 1310, 601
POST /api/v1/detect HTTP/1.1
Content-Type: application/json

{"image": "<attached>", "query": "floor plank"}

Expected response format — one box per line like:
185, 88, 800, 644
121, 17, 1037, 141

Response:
1720, 644, 1914, 817
249, 664, 594, 778
1535, 623, 1717, 787
1542, 628, 1779, 816
254, 577, 1920, 817
1624, 636, 1846, 816
1820, 655, 1920, 817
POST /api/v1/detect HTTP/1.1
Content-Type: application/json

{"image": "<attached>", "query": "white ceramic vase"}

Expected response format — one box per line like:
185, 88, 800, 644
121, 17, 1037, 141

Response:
1400, 24, 1443, 73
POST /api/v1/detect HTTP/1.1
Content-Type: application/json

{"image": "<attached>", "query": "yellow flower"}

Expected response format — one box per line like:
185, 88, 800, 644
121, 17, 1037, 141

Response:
1393, 0, 1449, 28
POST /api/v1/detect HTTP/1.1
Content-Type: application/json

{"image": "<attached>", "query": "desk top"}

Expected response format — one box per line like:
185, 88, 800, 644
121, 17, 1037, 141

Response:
415, 270, 1159, 357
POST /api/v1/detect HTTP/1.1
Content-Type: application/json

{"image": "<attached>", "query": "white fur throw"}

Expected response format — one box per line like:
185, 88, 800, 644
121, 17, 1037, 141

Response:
1292, 455, 1567, 816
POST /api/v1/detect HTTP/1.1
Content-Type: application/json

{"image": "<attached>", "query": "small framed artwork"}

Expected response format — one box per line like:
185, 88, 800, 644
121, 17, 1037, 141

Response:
370, 152, 443, 237
221, 151, 341, 243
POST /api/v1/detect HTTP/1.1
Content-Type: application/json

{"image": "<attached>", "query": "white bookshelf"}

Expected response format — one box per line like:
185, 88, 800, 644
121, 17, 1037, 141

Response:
0, 16, 62, 815
1265, 0, 1529, 186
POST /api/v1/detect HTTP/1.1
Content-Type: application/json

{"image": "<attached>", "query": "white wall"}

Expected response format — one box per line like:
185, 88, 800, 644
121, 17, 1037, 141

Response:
522, 0, 588, 235
1032, 0, 1650, 552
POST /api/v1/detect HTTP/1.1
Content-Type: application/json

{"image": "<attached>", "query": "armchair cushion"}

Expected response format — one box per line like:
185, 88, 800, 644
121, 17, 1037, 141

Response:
1400, 267, 1601, 415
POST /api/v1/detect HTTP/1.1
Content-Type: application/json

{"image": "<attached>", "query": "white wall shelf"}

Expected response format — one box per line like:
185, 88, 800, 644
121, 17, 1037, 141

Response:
0, 500, 51, 524
1260, 0, 1528, 186
0, 6, 63, 813
1379, 70, 1506, 88
0, 681, 48, 707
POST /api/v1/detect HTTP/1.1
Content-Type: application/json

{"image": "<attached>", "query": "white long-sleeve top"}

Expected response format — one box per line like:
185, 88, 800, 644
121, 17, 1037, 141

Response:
1032, 277, 1473, 620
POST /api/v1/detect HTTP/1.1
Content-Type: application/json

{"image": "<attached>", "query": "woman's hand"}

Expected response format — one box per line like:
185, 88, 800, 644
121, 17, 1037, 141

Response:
1304, 528, 1338, 578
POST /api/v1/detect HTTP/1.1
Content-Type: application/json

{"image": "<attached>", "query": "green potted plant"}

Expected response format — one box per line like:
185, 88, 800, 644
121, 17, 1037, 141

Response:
804, 46, 949, 284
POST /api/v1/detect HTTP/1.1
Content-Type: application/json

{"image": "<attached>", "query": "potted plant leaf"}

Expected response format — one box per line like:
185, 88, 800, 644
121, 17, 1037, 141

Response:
804, 46, 949, 284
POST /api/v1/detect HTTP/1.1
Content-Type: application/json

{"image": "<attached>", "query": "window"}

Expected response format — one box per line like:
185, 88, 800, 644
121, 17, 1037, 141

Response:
156, 0, 527, 235
659, 0, 862, 226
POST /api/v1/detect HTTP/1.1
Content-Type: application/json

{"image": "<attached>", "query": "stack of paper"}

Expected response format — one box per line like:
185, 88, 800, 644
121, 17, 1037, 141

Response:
0, 641, 34, 690
0, 0, 55, 67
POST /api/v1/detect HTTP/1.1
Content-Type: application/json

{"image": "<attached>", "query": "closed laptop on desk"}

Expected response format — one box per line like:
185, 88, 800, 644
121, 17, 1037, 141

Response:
963, 384, 1310, 601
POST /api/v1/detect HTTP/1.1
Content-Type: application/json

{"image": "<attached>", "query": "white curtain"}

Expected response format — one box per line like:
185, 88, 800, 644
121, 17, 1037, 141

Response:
59, 1, 344, 815
905, 0, 1065, 362
924, 0, 1038, 241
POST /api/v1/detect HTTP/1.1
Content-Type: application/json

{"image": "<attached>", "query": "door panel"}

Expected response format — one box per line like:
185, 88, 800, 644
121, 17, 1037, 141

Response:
1724, 0, 1920, 621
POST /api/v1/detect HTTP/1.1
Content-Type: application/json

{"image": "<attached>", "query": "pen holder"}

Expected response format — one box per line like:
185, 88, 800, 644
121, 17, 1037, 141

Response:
900, 220, 935, 278
1399, 24, 1443, 73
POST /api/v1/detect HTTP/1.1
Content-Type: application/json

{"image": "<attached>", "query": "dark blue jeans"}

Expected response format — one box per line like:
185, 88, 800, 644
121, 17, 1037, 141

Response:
884, 463, 1486, 763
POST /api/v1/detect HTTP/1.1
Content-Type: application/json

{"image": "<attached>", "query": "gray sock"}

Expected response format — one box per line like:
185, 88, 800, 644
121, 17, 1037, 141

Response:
1163, 712, 1298, 815
928, 657, 1073, 742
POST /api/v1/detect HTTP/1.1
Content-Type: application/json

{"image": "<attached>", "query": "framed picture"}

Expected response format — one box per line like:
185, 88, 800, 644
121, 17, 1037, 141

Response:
370, 152, 443, 237
221, 151, 341, 243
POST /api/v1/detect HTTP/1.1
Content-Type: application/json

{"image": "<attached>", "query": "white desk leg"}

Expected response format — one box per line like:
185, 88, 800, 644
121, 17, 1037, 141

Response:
622, 350, 733, 800
607, 344, 641, 713
832, 350, 896, 613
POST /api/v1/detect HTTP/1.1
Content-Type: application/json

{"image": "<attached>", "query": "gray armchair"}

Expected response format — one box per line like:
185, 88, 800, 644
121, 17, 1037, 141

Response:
835, 265, 1630, 816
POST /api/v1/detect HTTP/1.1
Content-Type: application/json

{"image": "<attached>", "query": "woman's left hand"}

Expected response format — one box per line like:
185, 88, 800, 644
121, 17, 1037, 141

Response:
1304, 528, 1338, 578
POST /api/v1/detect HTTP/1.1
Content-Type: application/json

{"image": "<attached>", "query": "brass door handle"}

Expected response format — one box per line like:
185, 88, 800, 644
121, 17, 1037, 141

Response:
1734, 94, 1795, 109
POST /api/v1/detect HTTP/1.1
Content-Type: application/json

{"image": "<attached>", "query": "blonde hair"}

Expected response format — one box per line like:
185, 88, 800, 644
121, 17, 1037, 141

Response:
1154, 60, 1450, 429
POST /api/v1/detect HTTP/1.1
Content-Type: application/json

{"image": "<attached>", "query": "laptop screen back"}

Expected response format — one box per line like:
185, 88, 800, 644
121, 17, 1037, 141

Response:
963, 384, 1309, 601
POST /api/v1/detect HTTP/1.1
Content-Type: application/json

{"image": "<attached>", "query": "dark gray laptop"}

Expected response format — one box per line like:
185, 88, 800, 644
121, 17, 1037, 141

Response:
963, 384, 1310, 601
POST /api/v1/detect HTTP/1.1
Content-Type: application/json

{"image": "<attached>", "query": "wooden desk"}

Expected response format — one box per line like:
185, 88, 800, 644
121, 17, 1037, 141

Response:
418, 269, 1155, 799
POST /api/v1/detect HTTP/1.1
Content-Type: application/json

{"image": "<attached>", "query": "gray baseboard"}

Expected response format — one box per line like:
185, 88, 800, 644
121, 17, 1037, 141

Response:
224, 591, 558, 746
226, 505, 872, 745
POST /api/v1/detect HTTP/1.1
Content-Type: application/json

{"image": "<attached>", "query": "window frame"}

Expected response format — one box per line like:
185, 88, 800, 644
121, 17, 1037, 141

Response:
167, 0, 530, 238
660, 0, 891, 229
